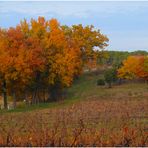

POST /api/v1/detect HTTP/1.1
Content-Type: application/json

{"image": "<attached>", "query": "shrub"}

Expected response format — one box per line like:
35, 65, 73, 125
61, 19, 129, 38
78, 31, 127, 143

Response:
104, 68, 118, 88
97, 79, 105, 86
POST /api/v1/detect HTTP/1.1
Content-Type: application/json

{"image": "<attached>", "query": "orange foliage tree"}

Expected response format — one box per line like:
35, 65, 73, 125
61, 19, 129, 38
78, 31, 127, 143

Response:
0, 17, 108, 108
62, 24, 109, 70
118, 55, 148, 82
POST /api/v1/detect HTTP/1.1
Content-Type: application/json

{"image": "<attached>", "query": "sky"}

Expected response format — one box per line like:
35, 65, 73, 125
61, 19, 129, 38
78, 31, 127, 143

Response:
0, 1, 148, 51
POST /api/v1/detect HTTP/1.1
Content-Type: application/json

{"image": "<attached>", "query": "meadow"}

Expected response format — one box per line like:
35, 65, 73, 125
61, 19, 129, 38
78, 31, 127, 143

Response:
0, 72, 147, 146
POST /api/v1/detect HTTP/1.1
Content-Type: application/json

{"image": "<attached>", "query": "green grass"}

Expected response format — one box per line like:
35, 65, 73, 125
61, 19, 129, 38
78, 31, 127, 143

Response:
0, 102, 58, 113
66, 71, 148, 101
0, 71, 147, 114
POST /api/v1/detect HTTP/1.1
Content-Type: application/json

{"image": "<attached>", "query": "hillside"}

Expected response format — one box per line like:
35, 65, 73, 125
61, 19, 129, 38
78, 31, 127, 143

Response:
0, 71, 147, 113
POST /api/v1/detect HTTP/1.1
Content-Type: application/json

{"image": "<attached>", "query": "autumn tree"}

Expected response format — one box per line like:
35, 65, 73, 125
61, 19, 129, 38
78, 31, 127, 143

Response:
136, 56, 148, 82
0, 28, 9, 109
0, 18, 46, 107
118, 56, 140, 80
118, 55, 148, 82
0, 17, 109, 108
62, 24, 109, 71
43, 19, 81, 101
0, 26, 34, 108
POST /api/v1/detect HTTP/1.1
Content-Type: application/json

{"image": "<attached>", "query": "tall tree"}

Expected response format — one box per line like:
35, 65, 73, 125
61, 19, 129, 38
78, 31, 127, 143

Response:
0, 17, 109, 106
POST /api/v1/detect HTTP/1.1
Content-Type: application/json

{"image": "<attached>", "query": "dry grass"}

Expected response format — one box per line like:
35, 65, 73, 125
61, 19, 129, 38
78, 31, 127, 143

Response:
0, 96, 147, 146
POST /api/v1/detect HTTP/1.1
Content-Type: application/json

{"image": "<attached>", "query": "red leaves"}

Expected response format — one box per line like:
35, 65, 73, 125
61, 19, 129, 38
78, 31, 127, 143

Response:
0, 17, 108, 103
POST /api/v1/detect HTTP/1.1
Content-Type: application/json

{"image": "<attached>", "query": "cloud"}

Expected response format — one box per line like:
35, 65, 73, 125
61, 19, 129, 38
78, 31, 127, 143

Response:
0, 2, 91, 18
0, 1, 148, 18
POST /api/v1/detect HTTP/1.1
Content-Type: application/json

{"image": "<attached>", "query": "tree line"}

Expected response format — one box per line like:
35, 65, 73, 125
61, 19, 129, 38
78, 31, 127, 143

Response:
97, 53, 148, 88
0, 17, 108, 109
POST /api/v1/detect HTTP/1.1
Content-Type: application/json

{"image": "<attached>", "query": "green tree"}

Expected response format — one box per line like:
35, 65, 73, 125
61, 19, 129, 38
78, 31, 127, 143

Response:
104, 68, 117, 88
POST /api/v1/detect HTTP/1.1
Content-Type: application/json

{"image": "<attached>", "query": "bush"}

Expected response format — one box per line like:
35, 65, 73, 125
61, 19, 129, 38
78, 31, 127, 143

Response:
97, 79, 105, 86
104, 68, 118, 88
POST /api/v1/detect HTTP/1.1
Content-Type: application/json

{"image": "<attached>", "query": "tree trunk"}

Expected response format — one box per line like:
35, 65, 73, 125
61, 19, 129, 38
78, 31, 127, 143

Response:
2, 79, 7, 109
117, 78, 122, 85
12, 91, 16, 109
36, 89, 40, 104
42, 89, 46, 102
108, 82, 112, 88
49, 83, 62, 102
32, 90, 37, 104
25, 91, 29, 105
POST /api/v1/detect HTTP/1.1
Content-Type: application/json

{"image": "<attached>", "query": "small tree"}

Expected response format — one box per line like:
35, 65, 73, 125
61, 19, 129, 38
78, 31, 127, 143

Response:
104, 68, 117, 88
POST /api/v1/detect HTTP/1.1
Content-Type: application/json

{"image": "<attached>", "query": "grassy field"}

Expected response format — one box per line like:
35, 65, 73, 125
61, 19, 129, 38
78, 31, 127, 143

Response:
1, 71, 148, 113
0, 72, 148, 146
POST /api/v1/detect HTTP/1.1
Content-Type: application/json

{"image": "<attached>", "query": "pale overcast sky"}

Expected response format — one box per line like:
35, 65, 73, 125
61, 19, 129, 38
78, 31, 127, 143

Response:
0, 1, 148, 51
